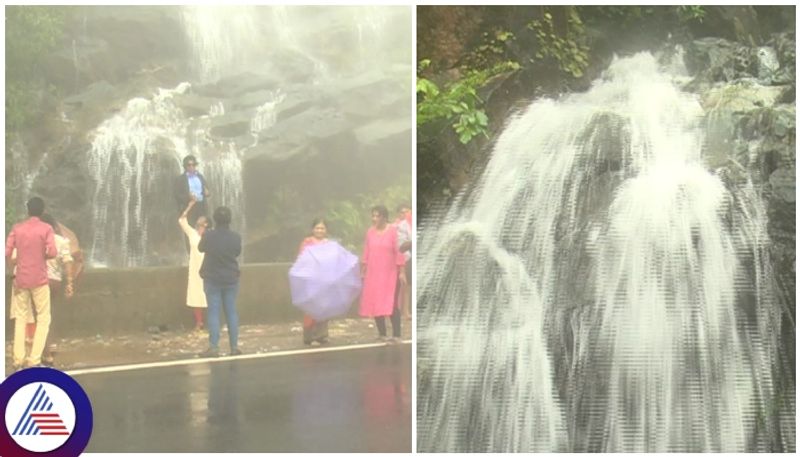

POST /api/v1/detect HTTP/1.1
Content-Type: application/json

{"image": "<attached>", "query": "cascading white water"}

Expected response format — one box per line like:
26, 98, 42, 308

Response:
268, 6, 330, 82
87, 83, 190, 267
200, 144, 246, 236
582, 162, 756, 452
87, 82, 248, 267
180, 5, 259, 83
86, 6, 406, 268
250, 90, 285, 134
418, 52, 789, 452
267, 6, 394, 80
354, 6, 388, 70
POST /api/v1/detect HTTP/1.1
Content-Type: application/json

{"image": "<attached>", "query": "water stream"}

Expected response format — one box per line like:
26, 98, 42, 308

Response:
84, 6, 406, 268
417, 52, 792, 452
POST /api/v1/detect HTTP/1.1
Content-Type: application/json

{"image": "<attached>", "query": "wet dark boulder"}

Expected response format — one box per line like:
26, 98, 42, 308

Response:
685, 38, 760, 87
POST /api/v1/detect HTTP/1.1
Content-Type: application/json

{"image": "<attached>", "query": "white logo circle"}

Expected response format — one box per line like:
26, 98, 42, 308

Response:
4, 382, 76, 453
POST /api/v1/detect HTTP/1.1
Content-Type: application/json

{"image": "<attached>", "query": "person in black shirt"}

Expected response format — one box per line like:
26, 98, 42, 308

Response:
197, 206, 242, 357
174, 155, 210, 228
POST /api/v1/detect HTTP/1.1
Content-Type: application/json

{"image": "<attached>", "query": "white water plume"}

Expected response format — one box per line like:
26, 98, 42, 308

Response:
418, 52, 790, 452
250, 91, 285, 134
181, 5, 259, 83
87, 84, 190, 267
87, 83, 247, 267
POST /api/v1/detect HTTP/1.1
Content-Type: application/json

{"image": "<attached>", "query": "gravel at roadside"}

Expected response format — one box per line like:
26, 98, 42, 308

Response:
5, 317, 412, 375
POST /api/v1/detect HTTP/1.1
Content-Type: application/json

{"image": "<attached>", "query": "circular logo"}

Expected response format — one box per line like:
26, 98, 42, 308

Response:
0, 368, 92, 457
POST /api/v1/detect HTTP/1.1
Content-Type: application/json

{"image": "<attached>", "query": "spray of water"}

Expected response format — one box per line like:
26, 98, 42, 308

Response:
87, 84, 190, 267
86, 5, 405, 268
418, 52, 790, 452
181, 5, 259, 83
87, 82, 247, 267
250, 91, 286, 134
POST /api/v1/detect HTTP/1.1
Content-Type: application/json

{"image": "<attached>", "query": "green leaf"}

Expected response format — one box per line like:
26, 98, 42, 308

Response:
418, 59, 431, 72
417, 78, 439, 97
476, 111, 489, 126
496, 30, 513, 41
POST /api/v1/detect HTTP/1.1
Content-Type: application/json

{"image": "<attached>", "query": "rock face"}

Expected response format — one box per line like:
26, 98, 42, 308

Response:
688, 31, 796, 327
7, 6, 411, 266
418, 7, 795, 324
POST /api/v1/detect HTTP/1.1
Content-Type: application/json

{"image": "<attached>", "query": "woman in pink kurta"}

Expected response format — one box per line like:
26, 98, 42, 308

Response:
359, 205, 406, 341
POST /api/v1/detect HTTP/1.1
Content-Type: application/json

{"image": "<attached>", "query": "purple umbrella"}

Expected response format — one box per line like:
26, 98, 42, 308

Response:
289, 241, 362, 321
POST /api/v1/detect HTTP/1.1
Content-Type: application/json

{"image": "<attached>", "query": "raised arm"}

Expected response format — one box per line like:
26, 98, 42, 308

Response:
178, 197, 197, 235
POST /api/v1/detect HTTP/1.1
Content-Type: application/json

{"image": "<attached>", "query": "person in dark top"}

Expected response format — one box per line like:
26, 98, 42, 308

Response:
197, 206, 242, 358
174, 155, 210, 228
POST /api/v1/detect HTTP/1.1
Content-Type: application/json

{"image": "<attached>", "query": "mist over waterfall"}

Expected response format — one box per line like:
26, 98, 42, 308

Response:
180, 6, 259, 83
417, 52, 794, 452
68, 5, 411, 267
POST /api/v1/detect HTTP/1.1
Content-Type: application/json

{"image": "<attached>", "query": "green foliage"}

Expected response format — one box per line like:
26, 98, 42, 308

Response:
417, 61, 519, 144
528, 8, 590, 78
5, 7, 67, 133
6, 7, 66, 75
5, 81, 35, 135
463, 28, 516, 70
580, 6, 655, 24
580, 5, 706, 27
324, 183, 411, 253
677, 5, 706, 24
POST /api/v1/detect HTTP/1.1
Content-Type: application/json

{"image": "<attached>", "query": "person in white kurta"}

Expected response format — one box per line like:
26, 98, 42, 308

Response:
179, 198, 208, 331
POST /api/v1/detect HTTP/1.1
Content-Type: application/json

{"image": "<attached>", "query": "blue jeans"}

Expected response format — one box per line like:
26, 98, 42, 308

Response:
203, 280, 240, 350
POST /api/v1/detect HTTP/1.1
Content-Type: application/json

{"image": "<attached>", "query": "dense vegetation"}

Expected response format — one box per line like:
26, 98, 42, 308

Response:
417, 6, 708, 147
325, 182, 411, 253
416, 6, 722, 212
6, 7, 69, 233
6, 7, 67, 134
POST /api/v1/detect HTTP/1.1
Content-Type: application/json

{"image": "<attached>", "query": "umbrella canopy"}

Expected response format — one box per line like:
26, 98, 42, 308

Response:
289, 241, 362, 321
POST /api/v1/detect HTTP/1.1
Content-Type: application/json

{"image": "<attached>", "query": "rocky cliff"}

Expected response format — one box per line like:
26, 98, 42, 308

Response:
6, 5, 411, 265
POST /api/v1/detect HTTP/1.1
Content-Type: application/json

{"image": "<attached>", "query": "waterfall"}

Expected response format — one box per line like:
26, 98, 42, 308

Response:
180, 5, 259, 83
268, 6, 330, 82
354, 6, 388, 70
201, 144, 246, 237
84, 5, 407, 268
87, 82, 247, 267
417, 52, 791, 452
250, 90, 285, 134
87, 84, 190, 268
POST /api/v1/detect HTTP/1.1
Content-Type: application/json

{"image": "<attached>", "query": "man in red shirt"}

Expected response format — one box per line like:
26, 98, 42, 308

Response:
6, 197, 57, 369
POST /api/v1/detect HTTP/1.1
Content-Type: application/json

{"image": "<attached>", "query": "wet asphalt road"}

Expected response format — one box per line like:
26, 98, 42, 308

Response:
75, 344, 411, 453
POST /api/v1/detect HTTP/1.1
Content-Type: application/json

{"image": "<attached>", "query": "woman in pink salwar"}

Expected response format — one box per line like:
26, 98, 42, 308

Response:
359, 205, 407, 341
